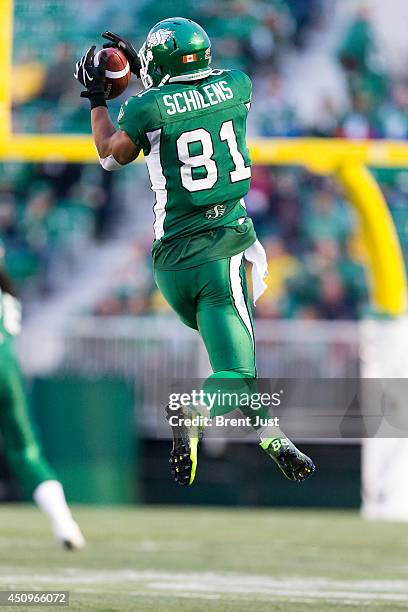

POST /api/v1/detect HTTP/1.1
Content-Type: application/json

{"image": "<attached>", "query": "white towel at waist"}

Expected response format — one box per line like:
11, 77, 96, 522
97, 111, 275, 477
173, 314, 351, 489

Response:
244, 239, 268, 305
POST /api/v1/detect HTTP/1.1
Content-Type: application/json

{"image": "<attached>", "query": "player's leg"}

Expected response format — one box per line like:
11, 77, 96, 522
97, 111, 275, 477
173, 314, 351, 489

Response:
0, 351, 85, 548
153, 268, 199, 330
196, 254, 315, 483
197, 254, 276, 424
154, 267, 204, 484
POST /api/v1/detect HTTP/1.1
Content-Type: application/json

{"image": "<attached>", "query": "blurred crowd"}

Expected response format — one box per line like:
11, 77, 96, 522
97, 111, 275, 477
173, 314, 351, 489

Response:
0, 161, 118, 298
13, 1, 408, 138
6, 0, 408, 318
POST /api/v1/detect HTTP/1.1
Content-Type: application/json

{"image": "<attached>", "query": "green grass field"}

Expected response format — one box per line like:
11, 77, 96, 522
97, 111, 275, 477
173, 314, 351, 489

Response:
0, 505, 407, 611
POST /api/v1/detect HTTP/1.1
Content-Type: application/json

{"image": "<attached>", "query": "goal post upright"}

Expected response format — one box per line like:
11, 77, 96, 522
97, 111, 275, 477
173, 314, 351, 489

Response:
0, 0, 13, 142
336, 163, 407, 316
338, 163, 408, 521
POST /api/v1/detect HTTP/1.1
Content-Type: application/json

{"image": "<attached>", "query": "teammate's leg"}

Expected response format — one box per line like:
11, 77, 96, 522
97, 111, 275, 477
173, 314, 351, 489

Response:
0, 352, 85, 548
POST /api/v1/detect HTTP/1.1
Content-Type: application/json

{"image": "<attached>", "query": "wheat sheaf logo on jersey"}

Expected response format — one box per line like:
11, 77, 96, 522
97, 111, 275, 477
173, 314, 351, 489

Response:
147, 29, 175, 49
205, 205, 226, 220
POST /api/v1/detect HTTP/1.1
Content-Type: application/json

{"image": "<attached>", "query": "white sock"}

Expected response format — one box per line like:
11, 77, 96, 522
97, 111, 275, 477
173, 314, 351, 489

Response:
33, 480, 73, 527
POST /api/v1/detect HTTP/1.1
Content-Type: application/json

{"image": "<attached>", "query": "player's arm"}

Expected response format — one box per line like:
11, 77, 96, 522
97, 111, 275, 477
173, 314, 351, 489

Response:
91, 107, 140, 168
74, 46, 140, 170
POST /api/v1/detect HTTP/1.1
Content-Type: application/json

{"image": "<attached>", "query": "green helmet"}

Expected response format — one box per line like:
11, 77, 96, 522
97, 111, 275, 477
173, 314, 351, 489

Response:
138, 17, 212, 89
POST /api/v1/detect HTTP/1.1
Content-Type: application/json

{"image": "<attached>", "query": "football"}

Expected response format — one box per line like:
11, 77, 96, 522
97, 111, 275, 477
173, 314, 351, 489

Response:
94, 47, 130, 100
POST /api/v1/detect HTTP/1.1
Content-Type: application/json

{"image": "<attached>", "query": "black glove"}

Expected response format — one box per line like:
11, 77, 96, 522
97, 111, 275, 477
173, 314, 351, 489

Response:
74, 46, 107, 109
102, 31, 141, 77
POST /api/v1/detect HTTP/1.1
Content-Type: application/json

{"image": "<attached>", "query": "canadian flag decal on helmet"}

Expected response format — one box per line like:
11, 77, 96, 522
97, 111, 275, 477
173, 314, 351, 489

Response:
183, 53, 197, 63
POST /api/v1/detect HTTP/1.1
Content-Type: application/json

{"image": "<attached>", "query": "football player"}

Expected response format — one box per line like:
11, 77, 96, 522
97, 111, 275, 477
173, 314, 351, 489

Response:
0, 250, 85, 549
75, 18, 315, 486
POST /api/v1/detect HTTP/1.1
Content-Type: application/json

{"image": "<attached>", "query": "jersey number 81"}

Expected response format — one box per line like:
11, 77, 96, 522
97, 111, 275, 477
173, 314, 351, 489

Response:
176, 121, 251, 193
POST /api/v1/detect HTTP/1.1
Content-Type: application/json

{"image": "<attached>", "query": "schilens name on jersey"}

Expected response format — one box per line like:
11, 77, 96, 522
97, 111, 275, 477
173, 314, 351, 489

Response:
162, 80, 234, 116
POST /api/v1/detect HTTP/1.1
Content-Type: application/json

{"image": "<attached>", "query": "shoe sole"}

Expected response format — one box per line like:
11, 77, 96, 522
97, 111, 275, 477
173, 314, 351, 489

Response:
276, 448, 316, 482
166, 405, 200, 486
261, 438, 316, 483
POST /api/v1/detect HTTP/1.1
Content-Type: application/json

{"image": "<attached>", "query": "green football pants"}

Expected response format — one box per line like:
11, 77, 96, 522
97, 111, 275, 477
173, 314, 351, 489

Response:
155, 253, 268, 421
155, 253, 256, 376
0, 347, 56, 496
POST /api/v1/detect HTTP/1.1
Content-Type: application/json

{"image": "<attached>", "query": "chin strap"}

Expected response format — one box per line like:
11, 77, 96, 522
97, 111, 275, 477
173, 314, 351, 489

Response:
158, 74, 171, 87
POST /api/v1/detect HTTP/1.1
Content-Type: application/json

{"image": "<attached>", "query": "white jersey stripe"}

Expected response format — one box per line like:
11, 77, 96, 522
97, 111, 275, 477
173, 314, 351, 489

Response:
229, 253, 254, 345
145, 129, 167, 239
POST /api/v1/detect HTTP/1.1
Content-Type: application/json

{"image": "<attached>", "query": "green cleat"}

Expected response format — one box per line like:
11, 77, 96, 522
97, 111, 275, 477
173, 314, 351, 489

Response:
260, 437, 316, 483
165, 405, 204, 486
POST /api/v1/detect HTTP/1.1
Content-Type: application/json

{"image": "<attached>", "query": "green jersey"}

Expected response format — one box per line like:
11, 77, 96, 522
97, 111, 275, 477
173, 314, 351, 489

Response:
118, 69, 256, 268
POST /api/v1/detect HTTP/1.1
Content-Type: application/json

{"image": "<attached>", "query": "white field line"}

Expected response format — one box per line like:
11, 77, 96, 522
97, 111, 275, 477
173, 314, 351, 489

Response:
0, 570, 407, 604
126, 592, 402, 608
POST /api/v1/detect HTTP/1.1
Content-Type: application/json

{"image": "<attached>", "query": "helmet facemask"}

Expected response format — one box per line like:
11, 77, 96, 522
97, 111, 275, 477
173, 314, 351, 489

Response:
138, 42, 154, 89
